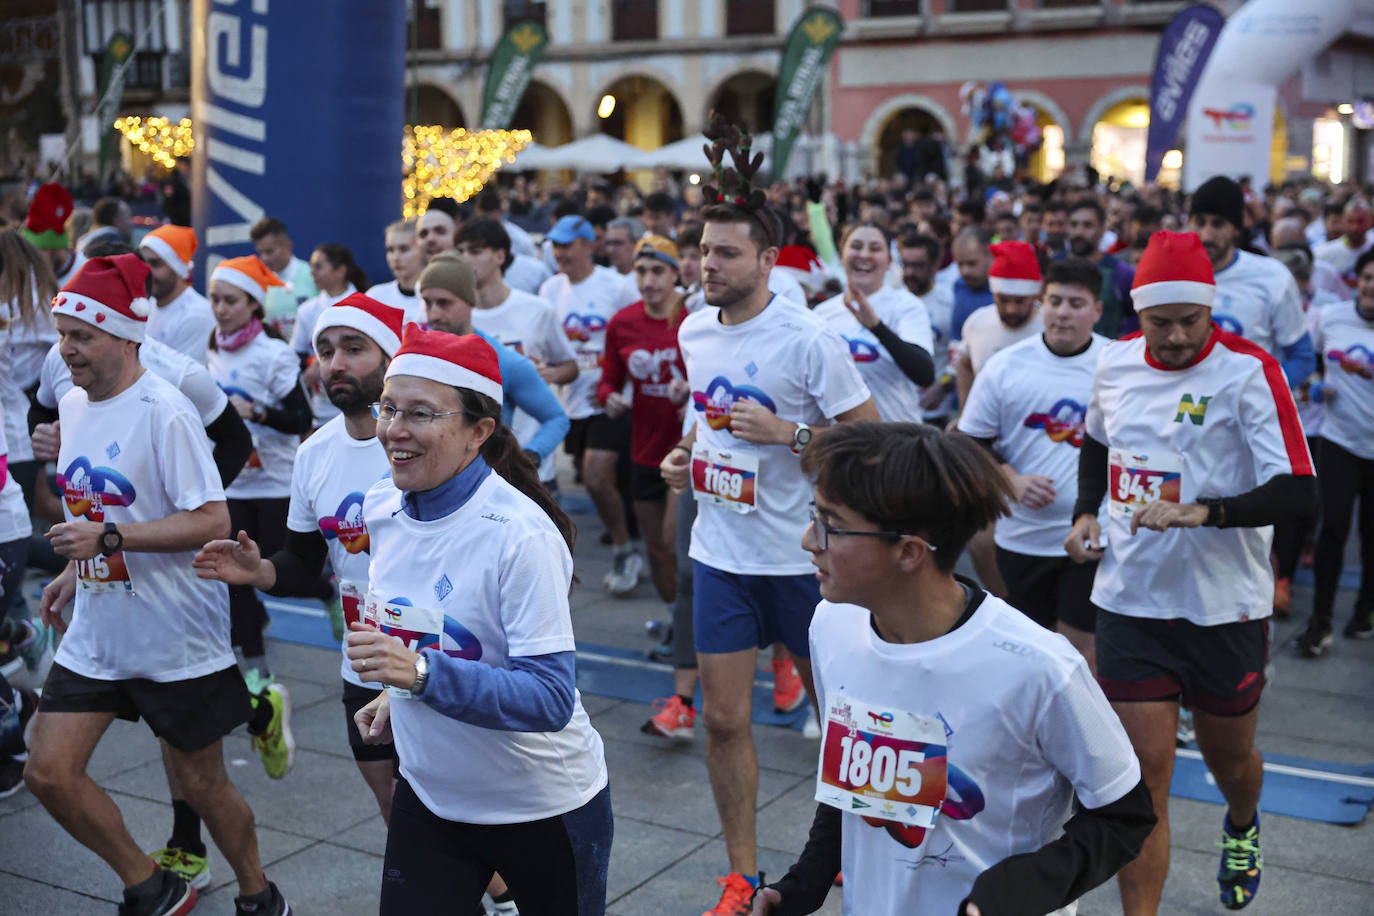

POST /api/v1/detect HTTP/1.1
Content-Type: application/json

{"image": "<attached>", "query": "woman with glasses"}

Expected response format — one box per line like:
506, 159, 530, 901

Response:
344, 327, 611, 916
755, 422, 1153, 916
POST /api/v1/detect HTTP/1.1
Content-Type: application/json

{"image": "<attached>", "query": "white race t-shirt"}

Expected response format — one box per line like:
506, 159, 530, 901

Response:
768, 268, 809, 308
1310, 301, 1374, 460
1294, 290, 1341, 437
539, 266, 638, 420
680, 297, 870, 575
506, 253, 552, 295
1313, 235, 1374, 293
959, 334, 1108, 556
365, 280, 426, 328
54, 372, 233, 681
0, 404, 31, 544
473, 288, 579, 482
364, 471, 608, 823
39, 337, 227, 425
1085, 331, 1314, 625
813, 287, 933, 423
1212, 250, 1307, 360
287, 415, 391, 685
919, 283, 957, 419
809, 592, 1140, 916
959, 305, 1044, 375
146, 287, 215, 364
208, 334, 302, 499
0, 324, 33, 463
10, 251, 82, 394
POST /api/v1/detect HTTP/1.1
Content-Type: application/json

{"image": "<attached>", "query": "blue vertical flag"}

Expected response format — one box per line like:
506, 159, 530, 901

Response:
1146, 4, 1226, 183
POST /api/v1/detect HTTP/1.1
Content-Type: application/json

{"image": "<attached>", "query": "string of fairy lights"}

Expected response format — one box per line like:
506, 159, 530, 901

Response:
111, 118, 532, 216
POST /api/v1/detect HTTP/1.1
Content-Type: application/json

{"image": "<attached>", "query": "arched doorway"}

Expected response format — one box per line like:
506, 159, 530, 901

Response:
511, 80, 573, 147
1089, 97, 1149, 186
1025, 107, 1066, 184
409, 83, 466, 128
708, 70, 777, 135
876, 106, 945, 181
597, 74, 684, 151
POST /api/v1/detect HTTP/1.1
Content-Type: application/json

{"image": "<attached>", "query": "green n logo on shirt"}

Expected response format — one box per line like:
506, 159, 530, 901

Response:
1174, 394, 1212, 425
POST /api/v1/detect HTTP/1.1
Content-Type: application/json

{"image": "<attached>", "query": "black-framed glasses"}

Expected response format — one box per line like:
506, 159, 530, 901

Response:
807, 505, 936, 553
371, 403, 465, 426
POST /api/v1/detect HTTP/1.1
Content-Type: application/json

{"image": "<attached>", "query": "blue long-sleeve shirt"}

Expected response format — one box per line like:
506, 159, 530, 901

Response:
1279, 332, 1316, 387
402, 455, 576, 733
950, 279, 994, 341
474, 329, 570, 460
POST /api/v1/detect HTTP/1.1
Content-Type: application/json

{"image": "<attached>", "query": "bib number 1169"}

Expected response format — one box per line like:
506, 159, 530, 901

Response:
835, 734, 925, 796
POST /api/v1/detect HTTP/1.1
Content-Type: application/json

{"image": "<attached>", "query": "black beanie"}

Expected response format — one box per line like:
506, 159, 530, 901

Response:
1190, 176, 1245, 232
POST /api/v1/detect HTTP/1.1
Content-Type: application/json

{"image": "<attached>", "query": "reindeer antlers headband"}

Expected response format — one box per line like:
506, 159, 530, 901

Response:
701, 111, 778, 247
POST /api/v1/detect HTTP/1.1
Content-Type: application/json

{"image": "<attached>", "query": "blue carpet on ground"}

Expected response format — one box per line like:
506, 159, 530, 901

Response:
1171, 748, 1374, 825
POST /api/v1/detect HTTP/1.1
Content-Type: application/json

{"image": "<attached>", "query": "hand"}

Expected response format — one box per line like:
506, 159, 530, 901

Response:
1130, 501, 1208, 535
728, 399, 792, 446
1064, 514, 1104, 563
752, 886, 782, 914
192, 530, 264, 585
666, 377, 690, 406
45, 520, 104, 560
919, 381, 950, 412
345, 621, 421, 688
1011, 473, 1057, 510
353, 690, 393, 744
31, 421, 61, 461
39, 565, 77, 633
604, 391, 629, 419
660, 446, 691, 494
229, 394, 255, 420
959, 903, 983, 916
843, 286, 880, 330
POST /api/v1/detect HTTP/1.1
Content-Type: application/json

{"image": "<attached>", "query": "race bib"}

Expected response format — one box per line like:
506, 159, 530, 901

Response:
1108, 448, 1183, 519
339, 580, 365, 629
691, 443, 758, 514
576, 348, 602, 373
75, 552, 134, 594
816, 695, 948, 828
364, 594, 443, 700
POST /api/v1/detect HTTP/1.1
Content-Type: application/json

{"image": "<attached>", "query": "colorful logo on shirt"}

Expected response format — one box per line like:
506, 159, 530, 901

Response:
380, 596, 483, 662
562, 313, 607, 343
1328, 345, 1374, 379
1174, 393, 1213, 425
843, 336, 881, 363
691, 376, 778, 430
1022, 398, 1087, 447
627, 347, 679, 383
318, 492, 370, 554
1212, 313, 1244, 336
863, 761, 986, 849
57, 457, 136, 521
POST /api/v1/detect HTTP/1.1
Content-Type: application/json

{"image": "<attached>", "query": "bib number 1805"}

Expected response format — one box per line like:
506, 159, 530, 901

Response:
836, 734, 925, 796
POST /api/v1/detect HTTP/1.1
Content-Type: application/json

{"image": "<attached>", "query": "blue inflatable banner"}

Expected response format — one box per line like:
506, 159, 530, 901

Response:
1145, 4, 1224, 183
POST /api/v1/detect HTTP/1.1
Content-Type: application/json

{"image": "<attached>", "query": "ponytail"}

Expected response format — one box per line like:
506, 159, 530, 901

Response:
315, 242, 369, 294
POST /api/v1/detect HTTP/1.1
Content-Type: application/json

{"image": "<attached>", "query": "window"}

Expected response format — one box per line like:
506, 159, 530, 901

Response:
726, 0, 775, 36
865, 0, 922, 16
613, 0, 658, 41
503, 0, 547, 31
945, 0, 1008, 11
410, 0, 440, 50
1038, 0, 1097, 8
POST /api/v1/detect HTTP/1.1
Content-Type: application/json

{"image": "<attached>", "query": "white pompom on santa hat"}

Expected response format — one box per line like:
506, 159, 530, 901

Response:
385, 324, 503, 403
313, 292, 406, 357
987, 240, 1042, 296
51, 253, 154, 343
1131, 230, 1216, 311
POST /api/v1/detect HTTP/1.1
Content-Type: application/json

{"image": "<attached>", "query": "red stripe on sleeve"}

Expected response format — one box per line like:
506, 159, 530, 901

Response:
1217, 332, 1314, 476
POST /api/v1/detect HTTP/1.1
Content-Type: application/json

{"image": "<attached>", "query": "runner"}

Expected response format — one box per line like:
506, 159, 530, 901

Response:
25, 253, 291, 916
366, 219, 427, 327
1066, 231, 1316, 914
345, 328, 612, 915
659, 119, 879, 916
251, 217, 318, 340
138, 225, 216, 363
957, 258, 1109, 670
292, 243, 367, 426
813, 223, 934, 422
754, 421, 1153, 915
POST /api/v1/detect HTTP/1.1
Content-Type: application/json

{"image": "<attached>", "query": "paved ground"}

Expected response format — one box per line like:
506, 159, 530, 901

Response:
1, 491, 1371, 916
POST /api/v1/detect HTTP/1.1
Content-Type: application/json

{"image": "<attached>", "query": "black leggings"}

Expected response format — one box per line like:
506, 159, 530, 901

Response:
381, 777, 612, 916
227, 497, 289, 660
1311, 439, 1374, 628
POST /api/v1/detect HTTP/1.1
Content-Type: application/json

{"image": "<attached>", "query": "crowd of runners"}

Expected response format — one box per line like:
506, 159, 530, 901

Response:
0, 125, 1369, 916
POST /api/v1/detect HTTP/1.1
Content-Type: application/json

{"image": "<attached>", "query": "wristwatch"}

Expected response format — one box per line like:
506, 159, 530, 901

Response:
791, 422, 813, 455
1198, 497, 1225, 528
411, 651, 430, 696
99, 522, 123, 557
251, 403, 267, 424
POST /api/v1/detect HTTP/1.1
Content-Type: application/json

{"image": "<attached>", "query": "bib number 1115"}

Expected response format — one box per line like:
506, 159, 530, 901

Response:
836, 734, 926, 796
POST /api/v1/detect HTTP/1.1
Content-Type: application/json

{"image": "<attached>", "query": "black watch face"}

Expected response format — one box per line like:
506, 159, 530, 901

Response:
102, 532, 120, 551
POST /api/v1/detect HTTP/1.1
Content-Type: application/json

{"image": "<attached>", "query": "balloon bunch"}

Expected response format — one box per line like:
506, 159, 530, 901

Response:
960, 81, 1043, 156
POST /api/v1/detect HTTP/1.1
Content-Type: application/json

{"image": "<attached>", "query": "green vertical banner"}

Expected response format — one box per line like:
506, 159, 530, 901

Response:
771, 7, 843, 179
479, 20, 549, 130
96, 30, 134, 177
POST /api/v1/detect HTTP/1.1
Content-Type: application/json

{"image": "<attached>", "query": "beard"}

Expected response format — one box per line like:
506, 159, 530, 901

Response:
1068, 236, 1096, 258
327, 363, 387, 414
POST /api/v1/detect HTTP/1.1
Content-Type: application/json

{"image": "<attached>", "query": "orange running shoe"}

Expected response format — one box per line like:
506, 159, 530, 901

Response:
703, 873, 756, 916
641, 695, 696, 739
772, 657, 806, 713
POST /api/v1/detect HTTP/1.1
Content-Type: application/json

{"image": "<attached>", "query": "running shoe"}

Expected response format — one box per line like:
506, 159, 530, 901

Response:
0, 756, 24, 799
234, 880, 291, 915
703, 873, 757, 916
641, 695, 695, 739
1342, 608, 1374, 639
1271, 578, 1292, 618
603, 548, 643, 596
0, 687, 38, 758
803, 709, 821, 739
250, 684, 295, 780
1217, 813, 1262, 910
1297, 623, 1333, 658
118, 868, 196, 916
150, 846, 212, 891
771, 657, 805, 714
1175, 707, 1196, 747
243, 667, 272, 698
0, 617, 35, 682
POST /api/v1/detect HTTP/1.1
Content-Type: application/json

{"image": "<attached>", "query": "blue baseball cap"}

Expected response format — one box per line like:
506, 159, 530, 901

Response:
546, 215, 596, 244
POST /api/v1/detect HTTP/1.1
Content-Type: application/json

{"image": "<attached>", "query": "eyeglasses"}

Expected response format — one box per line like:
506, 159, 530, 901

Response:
807, 505, 936, 553
371, 403, 465, 426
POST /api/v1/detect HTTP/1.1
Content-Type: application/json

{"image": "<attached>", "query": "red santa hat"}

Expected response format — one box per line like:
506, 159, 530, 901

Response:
1131, 231, 1215, 310
23, 183, 74, 250
988, 241, 1042, 296
313, 292, 405, 357
774, 245, 829, 293
385, 325, 503, 403
211, 255, 283, 304
51, 254, 153, 342
140, 225, 198, 279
